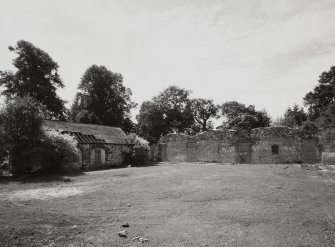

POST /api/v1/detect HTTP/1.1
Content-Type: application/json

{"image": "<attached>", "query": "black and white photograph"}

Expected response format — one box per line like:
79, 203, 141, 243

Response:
0, 0, 335, 246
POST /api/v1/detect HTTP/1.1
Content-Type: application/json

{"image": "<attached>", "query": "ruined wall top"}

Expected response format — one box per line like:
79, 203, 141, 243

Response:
159, 126, 312, 143
250, 126, 303, 139
159, 129, 240, 143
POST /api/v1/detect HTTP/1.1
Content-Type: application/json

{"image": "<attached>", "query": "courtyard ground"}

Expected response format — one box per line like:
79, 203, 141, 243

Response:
0, 162, 335, 247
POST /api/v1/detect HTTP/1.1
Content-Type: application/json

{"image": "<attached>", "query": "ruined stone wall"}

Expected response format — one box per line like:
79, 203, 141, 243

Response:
161, 134, 189, 162
251, 127, 304, 164
159, 129, 249, 163
196, 130, 237, 163
158, 126, 321, 164
318, 126, 335, 163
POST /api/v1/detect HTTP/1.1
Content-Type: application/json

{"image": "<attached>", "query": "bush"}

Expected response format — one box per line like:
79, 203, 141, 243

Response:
42, 128, 80, 171
0, 97, 80, 173
123, 133, 150, 166
0, 96, 46, 141
10, 129, 79, 173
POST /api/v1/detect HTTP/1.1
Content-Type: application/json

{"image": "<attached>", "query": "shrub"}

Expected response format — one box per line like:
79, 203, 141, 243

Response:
123, 133, 150, 166
10, 129, 79, 173
1, 97, 80, 173
42, 128, 80, 171
0, 96, 46, 141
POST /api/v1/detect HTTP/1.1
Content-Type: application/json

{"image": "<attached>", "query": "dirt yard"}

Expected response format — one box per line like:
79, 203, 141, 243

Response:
0, 163, 335, 247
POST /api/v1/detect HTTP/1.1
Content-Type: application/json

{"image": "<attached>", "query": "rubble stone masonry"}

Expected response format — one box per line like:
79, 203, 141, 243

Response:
158, 126, 335, 164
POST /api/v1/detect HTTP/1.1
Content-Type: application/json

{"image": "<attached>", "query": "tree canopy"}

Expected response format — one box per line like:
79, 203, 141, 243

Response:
0, 96, 46, 142
0, 40, 66, 119
191, 98, 219, 132
304, 66, 335, 120
136, 86, 194, 144
282, 104, 307, 127
220, 101, 271, 129
70, 65, 136, 133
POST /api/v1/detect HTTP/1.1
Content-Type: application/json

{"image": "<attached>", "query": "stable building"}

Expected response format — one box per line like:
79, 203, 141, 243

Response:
45, 121, 129, 170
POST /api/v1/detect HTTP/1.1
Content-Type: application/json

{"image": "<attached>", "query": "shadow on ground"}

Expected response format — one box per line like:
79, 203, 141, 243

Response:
0, 171, 85, 184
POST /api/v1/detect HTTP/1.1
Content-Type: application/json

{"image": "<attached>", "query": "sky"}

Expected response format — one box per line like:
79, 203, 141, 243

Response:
1, 0, 335, 121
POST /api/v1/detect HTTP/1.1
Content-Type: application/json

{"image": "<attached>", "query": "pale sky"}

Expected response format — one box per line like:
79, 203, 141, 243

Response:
1, 0, 335, 121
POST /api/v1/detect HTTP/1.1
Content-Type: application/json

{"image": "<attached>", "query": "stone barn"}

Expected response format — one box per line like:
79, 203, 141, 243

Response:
45, 121, 129, 171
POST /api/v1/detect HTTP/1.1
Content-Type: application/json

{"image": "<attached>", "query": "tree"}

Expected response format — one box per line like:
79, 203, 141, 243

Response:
220, 101, 271, 129
0, 40, 66, 119
190, 98, 219, 131
304, 66, 335, 120
0, 96, 79, 173
70, 65, 136, 133
316, 101, 335, 126
221, 101, 254, 121
136, 86, 194, 144
0, 96, 46, 141
136, 101, 168, 144
74, 110, 102, 124
154, 86, 194, 133
282, 105, 307, 127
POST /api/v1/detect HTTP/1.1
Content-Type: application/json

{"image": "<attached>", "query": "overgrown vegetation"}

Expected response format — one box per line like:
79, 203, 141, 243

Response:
0, 97, 79, 174
123, 133, 150, 166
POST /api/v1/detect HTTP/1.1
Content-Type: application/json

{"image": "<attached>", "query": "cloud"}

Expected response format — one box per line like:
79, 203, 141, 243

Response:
1, 0, 335, 119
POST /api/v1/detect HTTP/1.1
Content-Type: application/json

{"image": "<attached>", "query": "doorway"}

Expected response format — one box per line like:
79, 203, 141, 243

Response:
90, 148, 106, 168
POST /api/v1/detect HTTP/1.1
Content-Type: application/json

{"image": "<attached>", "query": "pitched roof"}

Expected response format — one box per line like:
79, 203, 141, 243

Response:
44, 121, 127, 144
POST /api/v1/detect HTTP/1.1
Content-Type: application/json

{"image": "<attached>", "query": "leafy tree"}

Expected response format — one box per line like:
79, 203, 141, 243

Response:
0, 40, 66, 119
304, 66, 335, 120
154, 86, 194, 133
74, 110, 102, 124
70, 65, 136, 133
0, 96, 46, 141
136, 101, 168, 144
190, 98, 219, 131
220, 101, 271, 129
221, 101, 254, 121
136, 86, 194, 144
0, 96, 79, 173
282, 104, 307, 127
316, 101, 335, 126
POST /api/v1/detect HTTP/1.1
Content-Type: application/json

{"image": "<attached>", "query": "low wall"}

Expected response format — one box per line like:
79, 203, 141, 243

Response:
158, 126, 321, 164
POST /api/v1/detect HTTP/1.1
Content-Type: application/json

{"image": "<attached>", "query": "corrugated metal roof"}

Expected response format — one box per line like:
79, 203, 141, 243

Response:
44, 121, 127, 144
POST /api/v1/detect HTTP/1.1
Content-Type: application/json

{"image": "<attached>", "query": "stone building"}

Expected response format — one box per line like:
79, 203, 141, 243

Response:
157, 126, 335, 164
45, 121, 129, 170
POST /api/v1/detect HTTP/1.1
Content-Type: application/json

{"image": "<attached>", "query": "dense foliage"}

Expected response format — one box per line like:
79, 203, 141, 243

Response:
304, 66, 335, 120
282, 105, 307, 127
220, 101, 271, 129
316, 102, 335, 126
0, 96, 45, 141
70, 65, 136, 133
136, 86, 194, 144
123, 133, 150, 166
0, 40, 66, 119
0, 97, 78, 173
191, 98, 219, 132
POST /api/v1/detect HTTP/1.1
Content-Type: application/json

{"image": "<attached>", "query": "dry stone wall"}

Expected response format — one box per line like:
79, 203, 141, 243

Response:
318, 127, 335, 163
158, 126, 324, 164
